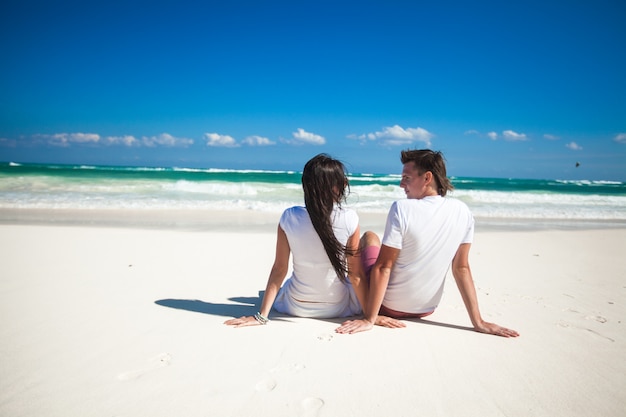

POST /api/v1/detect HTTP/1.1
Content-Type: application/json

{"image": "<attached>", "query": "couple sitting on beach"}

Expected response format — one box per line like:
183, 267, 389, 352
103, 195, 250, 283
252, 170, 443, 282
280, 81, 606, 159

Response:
225, 150, 519, 337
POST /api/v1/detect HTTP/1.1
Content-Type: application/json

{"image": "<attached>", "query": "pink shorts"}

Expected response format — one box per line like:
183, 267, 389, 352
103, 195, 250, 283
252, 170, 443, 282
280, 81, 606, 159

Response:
360, 245, 380, 277
361, 245, 435, 319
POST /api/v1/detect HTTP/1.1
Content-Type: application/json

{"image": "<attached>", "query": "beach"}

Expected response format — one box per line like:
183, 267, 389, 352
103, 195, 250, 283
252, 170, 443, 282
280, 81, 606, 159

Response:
1, 210, 625, 417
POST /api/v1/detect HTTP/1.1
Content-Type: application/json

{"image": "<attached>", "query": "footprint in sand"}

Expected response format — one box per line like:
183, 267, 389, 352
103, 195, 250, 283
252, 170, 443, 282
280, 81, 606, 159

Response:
255, 379, 277, 392
556, 321, 614, 342
316, 334, 333, 342
117, 353, 172, 381
300, 397, 324, 417
585, 315, 607, 323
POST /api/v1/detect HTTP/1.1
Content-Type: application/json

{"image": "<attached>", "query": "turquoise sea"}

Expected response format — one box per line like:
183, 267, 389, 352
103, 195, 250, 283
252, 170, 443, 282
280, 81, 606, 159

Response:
1, 162, 625, 227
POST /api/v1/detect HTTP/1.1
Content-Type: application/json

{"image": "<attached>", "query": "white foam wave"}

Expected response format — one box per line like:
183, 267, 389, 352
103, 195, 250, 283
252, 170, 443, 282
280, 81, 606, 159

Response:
1, 177, 624, 221
347, 175, 400, 183
555, 179, 622, 186
203, 168, 297, 174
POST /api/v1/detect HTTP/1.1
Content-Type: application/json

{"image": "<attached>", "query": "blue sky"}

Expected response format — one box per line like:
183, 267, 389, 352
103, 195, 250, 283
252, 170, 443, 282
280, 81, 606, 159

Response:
1, 0, 625, 180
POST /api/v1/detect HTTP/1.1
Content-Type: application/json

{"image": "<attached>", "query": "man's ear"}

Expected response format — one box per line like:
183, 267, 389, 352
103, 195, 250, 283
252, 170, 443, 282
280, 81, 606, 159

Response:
424, 171, 433, 184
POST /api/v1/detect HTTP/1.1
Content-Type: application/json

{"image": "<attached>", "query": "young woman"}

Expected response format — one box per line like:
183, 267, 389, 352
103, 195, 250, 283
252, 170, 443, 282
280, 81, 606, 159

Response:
224, 154, 367, 327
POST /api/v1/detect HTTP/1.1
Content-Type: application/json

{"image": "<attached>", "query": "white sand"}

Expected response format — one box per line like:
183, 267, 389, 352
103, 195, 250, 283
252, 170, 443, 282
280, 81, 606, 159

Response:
1, 217, 625, 416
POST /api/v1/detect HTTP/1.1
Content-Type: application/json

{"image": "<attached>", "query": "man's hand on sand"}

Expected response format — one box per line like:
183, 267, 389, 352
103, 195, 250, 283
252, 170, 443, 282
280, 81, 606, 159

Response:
335, 315, 405, 334
375, 315, 406, 329
474, 321, 519, 338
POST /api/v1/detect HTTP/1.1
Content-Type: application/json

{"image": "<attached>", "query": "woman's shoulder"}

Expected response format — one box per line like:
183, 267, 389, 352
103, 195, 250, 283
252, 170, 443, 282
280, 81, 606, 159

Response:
341, 206, 358, 220
280, 205, 307, 223
283, 205, 306, 215
333, 206, 359, 228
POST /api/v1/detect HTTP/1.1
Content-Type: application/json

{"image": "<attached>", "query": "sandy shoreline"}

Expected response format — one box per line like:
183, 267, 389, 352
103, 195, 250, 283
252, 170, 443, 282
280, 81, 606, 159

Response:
1, 211, 625, 416
2, 208, 625, 232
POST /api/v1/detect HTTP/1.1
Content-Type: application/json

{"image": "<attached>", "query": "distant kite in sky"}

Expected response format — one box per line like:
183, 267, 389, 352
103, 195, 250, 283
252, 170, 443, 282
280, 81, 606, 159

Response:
575, 162, 580, 168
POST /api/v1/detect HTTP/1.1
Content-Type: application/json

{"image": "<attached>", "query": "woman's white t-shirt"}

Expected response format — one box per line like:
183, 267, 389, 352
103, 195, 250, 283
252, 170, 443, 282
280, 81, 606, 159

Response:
273, 205, 362, 318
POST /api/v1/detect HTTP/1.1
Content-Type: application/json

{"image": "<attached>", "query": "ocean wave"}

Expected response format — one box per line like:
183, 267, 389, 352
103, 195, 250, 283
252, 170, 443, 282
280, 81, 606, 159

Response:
204, 168, 298, 175
555, 179, 623, 186
1, 163, 625, 221
348, 175, 399, 183
2, 184, 624, 221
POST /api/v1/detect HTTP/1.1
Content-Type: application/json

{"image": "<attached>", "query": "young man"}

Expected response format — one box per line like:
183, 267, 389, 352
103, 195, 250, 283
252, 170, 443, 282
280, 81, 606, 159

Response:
336, 149, 519, 337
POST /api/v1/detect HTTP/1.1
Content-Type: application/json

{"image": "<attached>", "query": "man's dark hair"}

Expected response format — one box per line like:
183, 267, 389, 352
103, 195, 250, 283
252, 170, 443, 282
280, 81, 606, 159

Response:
400, 149, 454, 196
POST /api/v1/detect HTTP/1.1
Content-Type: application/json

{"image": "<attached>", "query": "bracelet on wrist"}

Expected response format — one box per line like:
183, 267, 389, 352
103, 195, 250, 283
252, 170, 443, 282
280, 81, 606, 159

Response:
254, 312, 269, 325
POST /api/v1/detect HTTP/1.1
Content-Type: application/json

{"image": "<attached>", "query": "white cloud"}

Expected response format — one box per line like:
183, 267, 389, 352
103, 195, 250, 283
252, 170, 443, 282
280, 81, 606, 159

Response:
242, 135, 275, 146
47, 132, 101, 147
502, 130, 528, 141
105, 135, 140, 146
143, 133, 193, 147
204, 133, 239, 148
353, 125, 434, 146
0, 137, 17, 147
464, 130, 480, 136
290, 128, 326, 145
487, 131, 498, 140
61, 133, 100, 143
565, 141, 583, 151
35, 132, 194, 147
543, 134, 559, 140
614, 133, 626, 144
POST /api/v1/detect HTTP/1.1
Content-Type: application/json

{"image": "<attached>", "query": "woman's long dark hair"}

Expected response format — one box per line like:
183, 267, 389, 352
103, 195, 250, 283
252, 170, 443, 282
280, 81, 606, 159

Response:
302, 154, 351, 283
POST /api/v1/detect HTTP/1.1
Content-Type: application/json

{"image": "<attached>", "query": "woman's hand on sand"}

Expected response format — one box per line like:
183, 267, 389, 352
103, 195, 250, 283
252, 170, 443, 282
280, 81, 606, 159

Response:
224, 316, 262, 328
474, 321, 519, 338
335, 319, 374, 334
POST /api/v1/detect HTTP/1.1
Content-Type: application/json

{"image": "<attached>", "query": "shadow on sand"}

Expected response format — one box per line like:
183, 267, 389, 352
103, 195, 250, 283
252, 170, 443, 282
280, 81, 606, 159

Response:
155, 291, 290, 323
155, 293, 262, 318
155, 292, 476, 333
407, 318, 475, 333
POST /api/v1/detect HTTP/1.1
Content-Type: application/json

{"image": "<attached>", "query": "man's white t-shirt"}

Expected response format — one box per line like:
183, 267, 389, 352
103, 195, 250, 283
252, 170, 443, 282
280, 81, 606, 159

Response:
381, 195, 474, 314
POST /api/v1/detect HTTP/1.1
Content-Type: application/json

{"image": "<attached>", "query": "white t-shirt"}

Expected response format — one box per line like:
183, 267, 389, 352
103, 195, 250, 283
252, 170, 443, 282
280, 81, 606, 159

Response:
381, 196, 474, 314
272, 205, 362, 318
